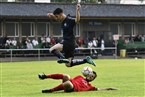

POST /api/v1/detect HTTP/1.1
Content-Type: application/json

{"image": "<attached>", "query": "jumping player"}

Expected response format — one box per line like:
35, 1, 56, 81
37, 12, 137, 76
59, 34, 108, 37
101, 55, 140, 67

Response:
38, 72, 117, 93
47, 4, 96, 67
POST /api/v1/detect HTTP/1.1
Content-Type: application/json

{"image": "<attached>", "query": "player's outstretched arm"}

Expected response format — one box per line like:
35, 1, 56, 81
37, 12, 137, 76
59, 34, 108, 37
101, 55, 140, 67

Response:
75, 3, 81, 23
47, 13, 57, 20
96, 87, 118, 91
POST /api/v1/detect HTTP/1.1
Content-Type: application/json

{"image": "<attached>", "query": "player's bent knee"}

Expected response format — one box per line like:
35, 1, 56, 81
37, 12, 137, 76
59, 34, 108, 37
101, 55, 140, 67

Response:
63, 81, 74, 91
65, 63, 71, 67
63, 74, 70, 81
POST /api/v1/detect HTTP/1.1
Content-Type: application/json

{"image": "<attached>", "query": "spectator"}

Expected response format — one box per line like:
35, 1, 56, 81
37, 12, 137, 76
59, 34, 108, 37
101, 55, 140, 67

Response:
25, 36, 33, 49
32, 37, 39, 47
88, 39, 93, 54
134, 35, 141, 42
124, 38, 129, 44
129, 35, 134, 43
0, 36, 3, 48
117, 36, 124, 56
11, 37, 17, 47
97, 37, 101, 48
88, 39, 93, 48
2, 35, 8, 48
101, 38, 105, 54
17, 40, 23, 49
51, 37, 56, 45
55, 37, 61, 44
41, 34, 46, 48
46, 36, 51, 48
92, 37, 98, 48
92, 37, 98, 54
77, 37, 84, 47
5, 38, 12, 48
141, 34, 145, 42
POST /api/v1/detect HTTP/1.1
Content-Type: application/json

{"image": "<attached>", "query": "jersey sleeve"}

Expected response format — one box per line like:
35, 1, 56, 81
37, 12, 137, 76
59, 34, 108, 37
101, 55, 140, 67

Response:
87, 83, 96, 91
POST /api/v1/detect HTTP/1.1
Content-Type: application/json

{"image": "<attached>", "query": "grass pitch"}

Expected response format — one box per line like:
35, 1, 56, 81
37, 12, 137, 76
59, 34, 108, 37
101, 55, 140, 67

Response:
0, 59, 144, 97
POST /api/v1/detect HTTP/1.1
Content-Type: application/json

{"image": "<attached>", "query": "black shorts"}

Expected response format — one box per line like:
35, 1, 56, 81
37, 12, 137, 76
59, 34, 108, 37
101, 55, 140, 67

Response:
65, 88, 74, 92
62, 40, 75, 59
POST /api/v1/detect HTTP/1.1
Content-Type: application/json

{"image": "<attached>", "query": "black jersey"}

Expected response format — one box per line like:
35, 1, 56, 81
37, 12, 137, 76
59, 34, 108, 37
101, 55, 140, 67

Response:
61, 16, 76, 41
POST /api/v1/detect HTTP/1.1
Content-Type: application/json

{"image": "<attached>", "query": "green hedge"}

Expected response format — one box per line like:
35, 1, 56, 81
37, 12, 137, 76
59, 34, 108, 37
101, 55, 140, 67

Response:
124, 42, 145, 49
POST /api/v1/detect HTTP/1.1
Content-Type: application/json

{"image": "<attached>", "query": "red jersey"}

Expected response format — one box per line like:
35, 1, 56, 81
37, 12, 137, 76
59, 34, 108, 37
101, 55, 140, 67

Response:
70, 75, 96, 92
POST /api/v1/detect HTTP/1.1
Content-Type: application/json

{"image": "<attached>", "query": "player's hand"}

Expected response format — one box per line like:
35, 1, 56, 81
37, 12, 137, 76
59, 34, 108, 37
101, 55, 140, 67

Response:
106, 88, 118, 90
76, 3, 81, 11
47, 13, 54, 18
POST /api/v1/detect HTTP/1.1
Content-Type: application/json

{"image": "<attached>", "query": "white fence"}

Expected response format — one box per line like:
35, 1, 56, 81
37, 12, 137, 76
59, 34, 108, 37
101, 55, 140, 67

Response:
0, 47, 117, 62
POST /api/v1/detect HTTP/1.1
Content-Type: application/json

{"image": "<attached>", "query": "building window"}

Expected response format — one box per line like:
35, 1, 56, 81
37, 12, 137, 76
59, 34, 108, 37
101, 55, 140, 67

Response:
74, 24, 80, 37
0, 22, 2, 36
137, 23, 145, 35
22, 22, 34, 37
37, 22, 49, 37
0, 0, 8, 2
107, 0, 120, 4
110, 23, 121, 35
15, 0, 34, 2
53, 22, 62, 37
124, 23, 134, 36
5, 22, 19, 37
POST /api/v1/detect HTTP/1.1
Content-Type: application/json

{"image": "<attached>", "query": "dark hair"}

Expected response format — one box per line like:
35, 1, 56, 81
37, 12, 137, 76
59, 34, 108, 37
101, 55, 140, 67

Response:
53, 8, 63, 15
93, 71, 97, 78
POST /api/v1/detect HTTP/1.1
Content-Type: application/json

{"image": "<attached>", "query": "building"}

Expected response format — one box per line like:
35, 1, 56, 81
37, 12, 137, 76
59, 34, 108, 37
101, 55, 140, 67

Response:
120, 0, 145, 4
106, 0, 145, 4
0, 2, 145, 46
3, 0, 145, 4
1, 0, 50, 3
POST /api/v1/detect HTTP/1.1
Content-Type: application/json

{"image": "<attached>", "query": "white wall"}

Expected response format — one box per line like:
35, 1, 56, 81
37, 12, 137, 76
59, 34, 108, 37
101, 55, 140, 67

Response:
106, 0, 121, 4
7, 0, 50, 2
120, 0, 144, 4
8, 0, 15, 2
35, 0, 50, 3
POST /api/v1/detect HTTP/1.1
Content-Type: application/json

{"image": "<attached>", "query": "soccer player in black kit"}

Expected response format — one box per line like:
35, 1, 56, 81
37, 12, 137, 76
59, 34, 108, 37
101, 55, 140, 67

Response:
47, 4, 96, 67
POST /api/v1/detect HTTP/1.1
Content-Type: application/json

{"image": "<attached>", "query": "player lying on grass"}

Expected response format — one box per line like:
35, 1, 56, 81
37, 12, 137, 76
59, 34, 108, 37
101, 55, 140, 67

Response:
38, 72, 117, 93
47, 3, 96, 67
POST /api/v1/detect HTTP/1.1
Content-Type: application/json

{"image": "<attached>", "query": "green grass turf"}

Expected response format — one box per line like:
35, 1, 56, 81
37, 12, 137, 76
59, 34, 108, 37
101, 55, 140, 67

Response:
0, 59, 144, 97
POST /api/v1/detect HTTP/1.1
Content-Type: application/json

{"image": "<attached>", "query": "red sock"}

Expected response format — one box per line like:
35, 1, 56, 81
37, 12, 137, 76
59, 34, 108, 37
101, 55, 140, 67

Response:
50, 84, 64, 92
46, 74, 64, 79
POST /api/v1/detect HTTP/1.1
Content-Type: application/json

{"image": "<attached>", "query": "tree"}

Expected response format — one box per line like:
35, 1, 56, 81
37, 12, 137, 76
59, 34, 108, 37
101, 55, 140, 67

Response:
81, 0, 96, 3
98, 0, 106, 3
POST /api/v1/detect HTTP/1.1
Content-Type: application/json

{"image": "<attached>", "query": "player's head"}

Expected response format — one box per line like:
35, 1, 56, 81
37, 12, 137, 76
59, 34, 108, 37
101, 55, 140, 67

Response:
53, 8, 64, 22
86, 71, 97, 82
53, 8, 63, 15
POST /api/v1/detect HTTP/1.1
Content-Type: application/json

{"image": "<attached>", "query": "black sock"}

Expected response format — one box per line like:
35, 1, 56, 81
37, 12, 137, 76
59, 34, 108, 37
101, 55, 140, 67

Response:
70, 59, 87, 67
51, 49, 65, 59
